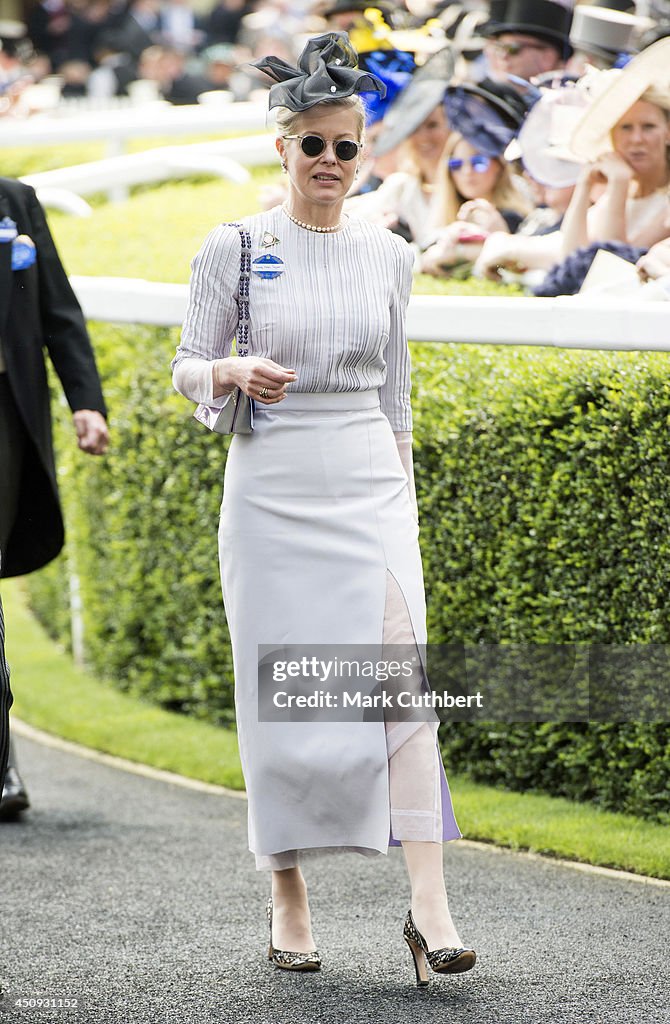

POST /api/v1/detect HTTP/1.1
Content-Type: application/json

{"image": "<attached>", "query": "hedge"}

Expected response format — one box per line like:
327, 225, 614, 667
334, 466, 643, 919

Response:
27, 328, 670, 823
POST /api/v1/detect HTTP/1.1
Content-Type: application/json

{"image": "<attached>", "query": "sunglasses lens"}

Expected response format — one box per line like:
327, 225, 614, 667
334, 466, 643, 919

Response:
495, 42, 520, 55
300, 135, 326, 157
335, 140, 359, 161
472, 156, 490, 172
447, 159, 463, 171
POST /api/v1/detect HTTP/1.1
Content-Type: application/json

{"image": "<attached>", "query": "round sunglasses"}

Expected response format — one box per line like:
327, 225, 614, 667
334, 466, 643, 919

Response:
282, 134, 362, 162
447, 155, 492, 172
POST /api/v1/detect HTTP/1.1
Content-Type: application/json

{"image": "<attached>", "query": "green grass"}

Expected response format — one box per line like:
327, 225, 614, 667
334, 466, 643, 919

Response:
2, 578, 244, 790
3, 578, 668, 880
49, 170, 281, 281
453, 778, 669, 880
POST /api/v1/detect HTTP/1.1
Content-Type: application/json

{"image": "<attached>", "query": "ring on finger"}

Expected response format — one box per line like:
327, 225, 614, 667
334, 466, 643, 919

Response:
259, 386, 270, 399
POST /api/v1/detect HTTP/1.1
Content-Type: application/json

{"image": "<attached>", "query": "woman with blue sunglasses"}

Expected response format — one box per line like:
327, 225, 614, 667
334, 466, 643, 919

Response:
419, 131, 531, 276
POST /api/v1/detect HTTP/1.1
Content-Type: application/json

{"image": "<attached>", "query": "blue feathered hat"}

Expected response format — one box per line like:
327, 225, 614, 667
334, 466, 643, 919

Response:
358, 49, 416, 127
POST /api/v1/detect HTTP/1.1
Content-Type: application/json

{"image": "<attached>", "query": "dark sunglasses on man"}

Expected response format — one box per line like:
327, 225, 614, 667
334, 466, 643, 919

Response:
282, 134, 362, 161
488, 39, 553, 57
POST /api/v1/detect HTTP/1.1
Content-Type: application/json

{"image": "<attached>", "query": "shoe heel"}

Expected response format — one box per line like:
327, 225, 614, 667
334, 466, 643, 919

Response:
404, 935, 429, 988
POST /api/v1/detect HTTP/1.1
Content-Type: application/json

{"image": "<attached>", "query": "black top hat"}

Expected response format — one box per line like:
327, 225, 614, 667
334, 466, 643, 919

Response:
589, 0, 637, 12
482, 0, 573, 51
321, 0, 397, 21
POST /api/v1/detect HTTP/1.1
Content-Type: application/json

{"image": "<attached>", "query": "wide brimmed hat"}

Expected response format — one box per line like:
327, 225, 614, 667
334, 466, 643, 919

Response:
358, 48, 416, 126
515, 87, 588, 186
569, 6, 648, 63
481, 0, 573, 51
569, 35, 670, 160
444, 75, 539, 157
372, 44, 455, 156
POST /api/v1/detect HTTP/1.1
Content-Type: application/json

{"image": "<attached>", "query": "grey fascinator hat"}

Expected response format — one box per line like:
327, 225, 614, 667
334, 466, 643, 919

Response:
249, 31, 386, 111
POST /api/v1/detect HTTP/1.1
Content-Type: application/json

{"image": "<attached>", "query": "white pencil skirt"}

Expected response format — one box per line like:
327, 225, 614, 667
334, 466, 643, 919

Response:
219, 391, 461, 870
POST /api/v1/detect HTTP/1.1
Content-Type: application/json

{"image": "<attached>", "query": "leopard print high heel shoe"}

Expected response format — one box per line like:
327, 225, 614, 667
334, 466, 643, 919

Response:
403, 909, 476, 987
266, 897, 321, 972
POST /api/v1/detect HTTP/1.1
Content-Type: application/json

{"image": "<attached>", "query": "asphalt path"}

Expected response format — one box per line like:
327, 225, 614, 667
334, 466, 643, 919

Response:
0, 732, 668, 1024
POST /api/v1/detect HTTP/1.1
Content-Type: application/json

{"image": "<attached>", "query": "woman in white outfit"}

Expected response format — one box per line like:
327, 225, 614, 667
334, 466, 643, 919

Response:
562, 38, 670, 257
171, 32, 475, 986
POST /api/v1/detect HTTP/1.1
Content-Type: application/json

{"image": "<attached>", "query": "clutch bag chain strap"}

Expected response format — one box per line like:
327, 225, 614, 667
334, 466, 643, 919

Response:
233, 222, 252, 358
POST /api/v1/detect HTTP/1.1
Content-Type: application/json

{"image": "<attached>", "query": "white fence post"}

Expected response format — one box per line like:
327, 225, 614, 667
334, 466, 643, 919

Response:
68, 567, 84, 668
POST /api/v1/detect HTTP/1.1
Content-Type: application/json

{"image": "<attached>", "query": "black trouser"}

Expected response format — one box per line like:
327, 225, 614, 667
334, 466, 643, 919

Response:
0, 594, 12, 790
0, 372, 25, 556
0, 372, 25, 788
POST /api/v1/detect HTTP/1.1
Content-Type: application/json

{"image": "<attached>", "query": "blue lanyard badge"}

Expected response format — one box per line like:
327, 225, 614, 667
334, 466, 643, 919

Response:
11, 234, 36, 270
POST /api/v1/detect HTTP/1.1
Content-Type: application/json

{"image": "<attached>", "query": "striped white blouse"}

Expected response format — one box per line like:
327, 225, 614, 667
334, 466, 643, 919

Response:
172, 205, 414, 432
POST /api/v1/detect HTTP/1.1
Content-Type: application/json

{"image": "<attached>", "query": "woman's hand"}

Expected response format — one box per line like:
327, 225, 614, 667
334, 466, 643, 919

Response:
213, 356, 297, 403
419, 235, 458, 275
419, 223, 486, 276
458, 198, 508, 234
637, 238, 670, 281
579, 152, 633, 190
474, 232, 528, 281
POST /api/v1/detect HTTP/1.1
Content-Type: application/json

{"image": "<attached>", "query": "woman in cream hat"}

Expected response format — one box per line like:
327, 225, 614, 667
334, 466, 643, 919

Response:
561, 37, 670, 255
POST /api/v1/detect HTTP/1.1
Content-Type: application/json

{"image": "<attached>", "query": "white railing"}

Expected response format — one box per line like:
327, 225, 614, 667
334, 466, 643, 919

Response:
70, 275, 670, 350
22, 134, 278, 209
23, 134, 276, 196
0, 100, 268, 155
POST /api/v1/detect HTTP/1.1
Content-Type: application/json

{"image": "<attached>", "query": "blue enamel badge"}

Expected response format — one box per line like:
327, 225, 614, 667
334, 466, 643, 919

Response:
11, 234, 36, 271
251, 254, 284, 280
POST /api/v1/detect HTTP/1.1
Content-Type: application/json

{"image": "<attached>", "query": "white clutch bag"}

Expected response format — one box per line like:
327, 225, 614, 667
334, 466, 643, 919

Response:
193, 388, 254, 434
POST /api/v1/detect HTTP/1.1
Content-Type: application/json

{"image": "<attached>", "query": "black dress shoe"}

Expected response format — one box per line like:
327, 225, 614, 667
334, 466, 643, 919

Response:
0, 766, 30, 821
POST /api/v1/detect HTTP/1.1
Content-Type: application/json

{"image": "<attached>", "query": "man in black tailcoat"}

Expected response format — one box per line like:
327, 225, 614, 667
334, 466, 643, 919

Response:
0, 177, 109, 819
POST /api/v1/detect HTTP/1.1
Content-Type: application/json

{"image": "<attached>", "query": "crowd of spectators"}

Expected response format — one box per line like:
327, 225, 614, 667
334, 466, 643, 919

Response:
0, 0, 264, 104
1, 0, 670, 293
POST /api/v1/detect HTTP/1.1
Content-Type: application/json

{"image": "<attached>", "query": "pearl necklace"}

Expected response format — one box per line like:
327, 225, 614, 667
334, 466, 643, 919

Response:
282, 204, 344, 233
